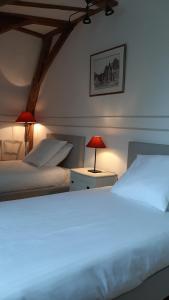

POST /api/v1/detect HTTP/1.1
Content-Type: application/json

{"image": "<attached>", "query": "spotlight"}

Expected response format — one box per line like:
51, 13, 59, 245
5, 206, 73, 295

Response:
105, 5, 114, 16
83, 14, 91, 24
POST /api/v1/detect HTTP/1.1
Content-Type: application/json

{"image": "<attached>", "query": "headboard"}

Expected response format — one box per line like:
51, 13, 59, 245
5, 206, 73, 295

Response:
47, 133, 85, 168
127, 141, 169, 168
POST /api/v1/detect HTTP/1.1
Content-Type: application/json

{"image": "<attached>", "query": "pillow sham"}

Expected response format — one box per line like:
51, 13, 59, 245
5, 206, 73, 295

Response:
111, 155, 169, 212
44, 143, 73, 167
24, 139, 67, 167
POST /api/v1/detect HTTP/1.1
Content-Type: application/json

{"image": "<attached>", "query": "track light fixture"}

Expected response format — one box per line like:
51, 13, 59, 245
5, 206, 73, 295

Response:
83, 1, 91, 24
69, 0, 118, 25
83, 14, 92, 24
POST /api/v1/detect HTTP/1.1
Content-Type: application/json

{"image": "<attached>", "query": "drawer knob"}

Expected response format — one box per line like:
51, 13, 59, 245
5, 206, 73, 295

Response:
71, 180, 74, 184
86, 186, 90, 189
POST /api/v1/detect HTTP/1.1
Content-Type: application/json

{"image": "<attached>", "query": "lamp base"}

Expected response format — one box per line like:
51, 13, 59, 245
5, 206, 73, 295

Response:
88, 169, 102, 173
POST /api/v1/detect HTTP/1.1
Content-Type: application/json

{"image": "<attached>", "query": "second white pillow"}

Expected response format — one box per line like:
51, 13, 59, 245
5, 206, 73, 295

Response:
111, 155, 169, 212
24, 139, 67, 167
44, 143, 73, 167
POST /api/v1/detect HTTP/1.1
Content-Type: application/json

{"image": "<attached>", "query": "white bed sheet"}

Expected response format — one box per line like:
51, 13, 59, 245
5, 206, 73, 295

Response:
0, 160, 69, 194
0, 187, 169, 300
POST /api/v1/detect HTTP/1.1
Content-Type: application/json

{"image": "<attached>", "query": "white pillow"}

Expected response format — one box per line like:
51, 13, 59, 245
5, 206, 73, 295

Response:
111, 155, 169, 212
24, 139, 67, 167
44, 143, 73, 167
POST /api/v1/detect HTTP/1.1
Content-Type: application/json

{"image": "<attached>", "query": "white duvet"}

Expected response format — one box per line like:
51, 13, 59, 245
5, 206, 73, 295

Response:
0, 187, 169, 300
0, 160, 69, 194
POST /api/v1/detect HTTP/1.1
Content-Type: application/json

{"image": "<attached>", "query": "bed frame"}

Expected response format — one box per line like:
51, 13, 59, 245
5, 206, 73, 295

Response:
113, 141, 169, 300
127, 141, 169, 168
0, 134, 85, 201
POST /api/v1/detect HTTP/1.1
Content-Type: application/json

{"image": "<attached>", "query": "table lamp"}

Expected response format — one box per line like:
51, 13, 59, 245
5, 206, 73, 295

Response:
86, 136, 106, 173
16, 111, 36, 156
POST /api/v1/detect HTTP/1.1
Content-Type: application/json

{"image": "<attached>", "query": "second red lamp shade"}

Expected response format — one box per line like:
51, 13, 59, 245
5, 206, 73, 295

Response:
86, 136, 106, 173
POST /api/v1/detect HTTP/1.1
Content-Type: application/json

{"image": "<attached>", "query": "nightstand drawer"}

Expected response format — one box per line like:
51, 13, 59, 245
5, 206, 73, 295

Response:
70, 169, 118, 192
70, 180, 93, 191
70, 174, 95, 191
71, 172, 95, 186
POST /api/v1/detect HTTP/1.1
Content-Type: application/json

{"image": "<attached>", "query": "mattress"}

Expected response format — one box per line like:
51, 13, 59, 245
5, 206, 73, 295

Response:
0, 187, 169, 300
0, 160, 70, 195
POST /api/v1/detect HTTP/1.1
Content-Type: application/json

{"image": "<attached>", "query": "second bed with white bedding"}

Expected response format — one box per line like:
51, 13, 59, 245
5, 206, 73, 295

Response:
0, 160, 69, 196
0, 134, 85, 200
0, 187, 169, 300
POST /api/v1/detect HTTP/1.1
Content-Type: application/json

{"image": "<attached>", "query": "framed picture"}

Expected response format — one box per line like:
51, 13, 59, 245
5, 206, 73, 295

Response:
90, 44, 127, 96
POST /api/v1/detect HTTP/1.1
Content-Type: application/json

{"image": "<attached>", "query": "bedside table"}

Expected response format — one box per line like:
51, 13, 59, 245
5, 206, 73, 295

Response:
70, 168, 118, 191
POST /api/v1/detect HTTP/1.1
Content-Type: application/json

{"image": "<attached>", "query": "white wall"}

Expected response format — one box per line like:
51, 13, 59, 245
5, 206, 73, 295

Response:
36, 0, 169, 175
0, 30, 41, 148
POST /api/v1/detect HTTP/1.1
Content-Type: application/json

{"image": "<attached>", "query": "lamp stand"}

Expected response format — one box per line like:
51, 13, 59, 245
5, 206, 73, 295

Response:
88, 148, 102, 173
24, 123, 29, 156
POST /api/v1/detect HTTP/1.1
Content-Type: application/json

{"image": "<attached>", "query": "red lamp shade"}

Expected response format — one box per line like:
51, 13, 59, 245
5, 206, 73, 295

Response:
86, 136, 106, 148
16, 112, 36, 124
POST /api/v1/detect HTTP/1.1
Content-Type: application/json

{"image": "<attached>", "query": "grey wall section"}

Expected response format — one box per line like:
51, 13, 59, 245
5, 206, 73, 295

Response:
34, 0, 169, 176
0, 30, 41, 146
38, 0, 169, 119
0, 31, 41, 116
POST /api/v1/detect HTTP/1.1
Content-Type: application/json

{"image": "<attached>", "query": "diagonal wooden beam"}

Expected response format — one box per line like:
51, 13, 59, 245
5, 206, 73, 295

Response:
15, 27, 44, 39
0, 12, 69, 28
26, 37, 52, 114
26, 37, 52, 150
10, 1, 88, 12
27, 26, 75, 114
26, 25, 75, 151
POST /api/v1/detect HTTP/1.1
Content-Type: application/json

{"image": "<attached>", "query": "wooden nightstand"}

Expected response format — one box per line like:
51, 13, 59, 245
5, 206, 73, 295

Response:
70, 168, 118, 191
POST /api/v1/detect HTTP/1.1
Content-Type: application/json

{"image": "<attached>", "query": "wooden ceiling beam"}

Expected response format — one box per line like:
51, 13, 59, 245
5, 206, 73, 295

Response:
10, 1, 88, 12
0, 12, 69, 28
16, 27, 44, 38
0, 14, 31, 34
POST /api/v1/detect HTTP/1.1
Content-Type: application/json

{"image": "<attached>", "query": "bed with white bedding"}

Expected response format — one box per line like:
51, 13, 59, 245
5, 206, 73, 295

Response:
1, 141, 169, 300
0, 160, 70, 199
0, 134, 85, 201
0, 187, 169, 300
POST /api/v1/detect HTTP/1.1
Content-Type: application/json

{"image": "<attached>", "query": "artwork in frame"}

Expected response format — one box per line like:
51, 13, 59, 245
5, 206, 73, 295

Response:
90, 44, 127, 96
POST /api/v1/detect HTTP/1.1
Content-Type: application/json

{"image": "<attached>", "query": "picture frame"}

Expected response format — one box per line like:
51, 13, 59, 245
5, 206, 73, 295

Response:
90, 44, 127, 97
